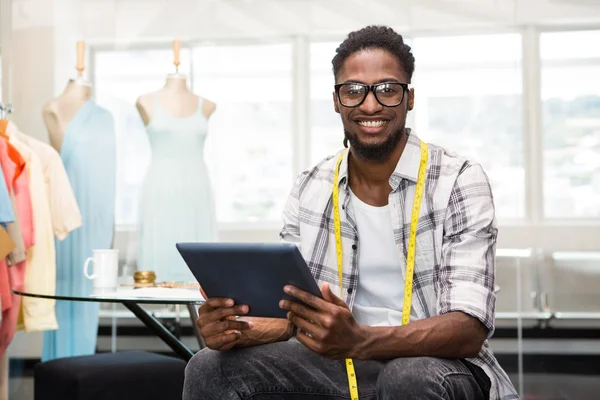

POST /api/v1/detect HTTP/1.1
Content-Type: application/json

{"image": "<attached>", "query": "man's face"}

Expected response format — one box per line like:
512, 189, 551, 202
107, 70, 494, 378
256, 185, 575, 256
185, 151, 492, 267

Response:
334, 48, 414, 162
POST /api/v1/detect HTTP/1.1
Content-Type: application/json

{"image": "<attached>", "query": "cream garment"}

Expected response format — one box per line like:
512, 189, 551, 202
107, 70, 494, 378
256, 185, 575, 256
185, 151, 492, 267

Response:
7, 125, 61, 332
17, 132, 82, 240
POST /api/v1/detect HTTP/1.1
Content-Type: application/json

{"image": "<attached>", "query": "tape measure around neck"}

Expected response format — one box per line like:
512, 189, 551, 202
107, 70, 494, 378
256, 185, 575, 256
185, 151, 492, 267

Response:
332, 139, 428, 400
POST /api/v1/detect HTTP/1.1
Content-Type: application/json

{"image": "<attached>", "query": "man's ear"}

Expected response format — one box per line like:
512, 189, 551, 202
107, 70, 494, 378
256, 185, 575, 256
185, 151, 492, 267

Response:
407, 88, 415, 111
333, 91, 340, 114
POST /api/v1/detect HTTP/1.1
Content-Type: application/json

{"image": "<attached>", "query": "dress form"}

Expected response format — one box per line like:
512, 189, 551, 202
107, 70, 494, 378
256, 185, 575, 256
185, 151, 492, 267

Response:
41, 40, 116, 361
135, 39, 217, 282
135, 39, 216, 124
42, 41, 92, 152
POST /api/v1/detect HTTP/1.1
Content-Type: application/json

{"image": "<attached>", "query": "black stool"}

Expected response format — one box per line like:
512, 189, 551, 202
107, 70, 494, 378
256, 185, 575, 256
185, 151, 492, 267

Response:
34, 351, 187, 400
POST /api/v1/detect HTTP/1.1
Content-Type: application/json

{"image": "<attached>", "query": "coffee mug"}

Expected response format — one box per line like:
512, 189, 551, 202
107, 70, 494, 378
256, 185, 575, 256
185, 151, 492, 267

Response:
83, 249, 119, 290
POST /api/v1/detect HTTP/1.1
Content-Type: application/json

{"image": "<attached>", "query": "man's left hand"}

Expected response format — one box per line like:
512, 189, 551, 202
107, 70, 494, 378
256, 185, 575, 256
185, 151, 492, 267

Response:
279, 282, 367, 360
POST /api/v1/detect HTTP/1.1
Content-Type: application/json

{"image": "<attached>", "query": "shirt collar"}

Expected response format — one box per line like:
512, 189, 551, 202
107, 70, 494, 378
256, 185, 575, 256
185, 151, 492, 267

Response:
337, 129, 423, 189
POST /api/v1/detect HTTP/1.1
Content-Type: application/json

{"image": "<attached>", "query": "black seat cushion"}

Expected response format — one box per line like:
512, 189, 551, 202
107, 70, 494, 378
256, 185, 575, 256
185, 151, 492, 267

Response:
34, 351, 187, 400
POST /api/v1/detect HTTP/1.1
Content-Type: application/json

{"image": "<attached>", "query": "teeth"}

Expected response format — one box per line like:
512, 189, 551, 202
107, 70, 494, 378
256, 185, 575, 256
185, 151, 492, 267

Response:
358, 120, 387, 128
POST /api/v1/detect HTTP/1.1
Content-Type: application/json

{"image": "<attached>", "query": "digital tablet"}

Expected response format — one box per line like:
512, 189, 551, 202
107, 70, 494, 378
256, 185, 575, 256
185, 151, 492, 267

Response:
176, 242, 323, 318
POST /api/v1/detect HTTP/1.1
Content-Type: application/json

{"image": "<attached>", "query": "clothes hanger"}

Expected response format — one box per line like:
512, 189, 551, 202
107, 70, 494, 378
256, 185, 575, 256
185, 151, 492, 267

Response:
0, 103, 13, 138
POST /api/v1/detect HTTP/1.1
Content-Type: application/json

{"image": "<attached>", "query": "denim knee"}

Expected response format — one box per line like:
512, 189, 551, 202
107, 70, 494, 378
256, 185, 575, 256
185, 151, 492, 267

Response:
183, 349, 239, 400
377, 357, 449, 399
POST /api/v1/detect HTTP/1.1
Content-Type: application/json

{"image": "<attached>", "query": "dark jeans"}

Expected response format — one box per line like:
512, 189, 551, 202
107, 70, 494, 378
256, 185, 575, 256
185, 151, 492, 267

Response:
183, 341, 491, 400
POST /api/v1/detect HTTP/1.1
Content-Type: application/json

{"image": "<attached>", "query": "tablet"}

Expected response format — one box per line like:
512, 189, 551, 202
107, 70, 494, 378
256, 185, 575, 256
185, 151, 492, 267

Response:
175, 242, 323, 318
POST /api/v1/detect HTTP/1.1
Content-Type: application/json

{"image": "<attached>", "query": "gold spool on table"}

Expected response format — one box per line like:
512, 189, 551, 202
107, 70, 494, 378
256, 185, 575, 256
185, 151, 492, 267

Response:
134, 271, 156, 287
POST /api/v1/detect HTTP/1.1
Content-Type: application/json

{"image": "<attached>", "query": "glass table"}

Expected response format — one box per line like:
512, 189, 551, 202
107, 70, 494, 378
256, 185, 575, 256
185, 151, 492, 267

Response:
13, 286, 206, 361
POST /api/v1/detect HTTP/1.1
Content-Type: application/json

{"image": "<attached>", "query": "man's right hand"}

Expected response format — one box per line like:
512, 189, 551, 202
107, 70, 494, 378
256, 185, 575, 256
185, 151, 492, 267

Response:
197, 286, 296, 350
197, 296, 252, 351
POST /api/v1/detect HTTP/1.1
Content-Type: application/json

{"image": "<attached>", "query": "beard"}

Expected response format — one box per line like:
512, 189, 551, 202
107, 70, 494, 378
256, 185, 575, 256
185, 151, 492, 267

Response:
344, 126, 406, 162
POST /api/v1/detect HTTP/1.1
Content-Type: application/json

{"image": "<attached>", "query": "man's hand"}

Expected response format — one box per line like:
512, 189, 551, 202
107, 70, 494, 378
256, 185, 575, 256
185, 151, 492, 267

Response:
197, 286, 251, 351
279, 282, 367, 359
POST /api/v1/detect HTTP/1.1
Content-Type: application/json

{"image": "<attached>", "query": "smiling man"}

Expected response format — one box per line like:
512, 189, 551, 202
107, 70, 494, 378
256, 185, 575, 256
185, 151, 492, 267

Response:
183, 26, 518, 400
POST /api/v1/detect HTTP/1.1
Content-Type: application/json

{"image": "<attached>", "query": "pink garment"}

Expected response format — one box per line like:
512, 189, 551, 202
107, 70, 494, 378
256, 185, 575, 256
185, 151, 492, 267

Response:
0, 262, 25, 356
0, 138, 33, 248
0, 261, 9, 313
0, 139, 17, 313
0, 137, 33, 357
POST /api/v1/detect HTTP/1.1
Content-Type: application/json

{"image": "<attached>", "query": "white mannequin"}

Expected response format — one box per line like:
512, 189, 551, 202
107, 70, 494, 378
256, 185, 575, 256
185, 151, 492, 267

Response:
135, 39, 216, 125
42, 41, 92, 153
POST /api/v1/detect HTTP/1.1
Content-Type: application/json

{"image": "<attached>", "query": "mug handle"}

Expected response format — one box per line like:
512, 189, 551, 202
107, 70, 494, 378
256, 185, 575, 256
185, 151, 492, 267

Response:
83, 257, 97, 279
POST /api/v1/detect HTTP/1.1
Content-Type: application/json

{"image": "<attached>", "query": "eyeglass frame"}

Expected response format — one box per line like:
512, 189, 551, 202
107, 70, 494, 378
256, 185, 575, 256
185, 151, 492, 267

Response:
334, 81, 410, 108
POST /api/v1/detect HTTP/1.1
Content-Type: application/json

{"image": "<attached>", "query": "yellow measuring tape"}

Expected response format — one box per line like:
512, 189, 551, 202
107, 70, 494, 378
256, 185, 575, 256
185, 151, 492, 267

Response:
332, 140, 428, 400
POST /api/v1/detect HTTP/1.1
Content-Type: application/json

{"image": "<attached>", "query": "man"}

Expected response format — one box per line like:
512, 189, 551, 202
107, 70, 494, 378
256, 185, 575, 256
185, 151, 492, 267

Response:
184, 25, 518, 400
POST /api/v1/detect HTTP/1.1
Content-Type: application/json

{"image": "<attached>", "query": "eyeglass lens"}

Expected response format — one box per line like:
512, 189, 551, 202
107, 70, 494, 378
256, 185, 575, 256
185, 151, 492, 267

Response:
338, 83, 405, 107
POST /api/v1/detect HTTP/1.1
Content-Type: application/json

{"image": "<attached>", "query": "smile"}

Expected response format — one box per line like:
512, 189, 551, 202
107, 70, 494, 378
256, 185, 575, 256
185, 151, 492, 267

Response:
357, 120, 389, 128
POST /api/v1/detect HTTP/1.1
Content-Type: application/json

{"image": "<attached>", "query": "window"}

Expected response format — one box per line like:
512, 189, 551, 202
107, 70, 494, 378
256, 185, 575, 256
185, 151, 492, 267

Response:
310, 36, 524, 220
94, 48, 191, 227
192, 43, 293, 223
541, 30, 600, 219
310, 42, 343, 164
411, 34, 524, 220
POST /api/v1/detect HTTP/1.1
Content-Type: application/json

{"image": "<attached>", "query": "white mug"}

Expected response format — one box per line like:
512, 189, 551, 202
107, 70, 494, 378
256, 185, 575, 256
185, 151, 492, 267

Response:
83, 249, 120, 290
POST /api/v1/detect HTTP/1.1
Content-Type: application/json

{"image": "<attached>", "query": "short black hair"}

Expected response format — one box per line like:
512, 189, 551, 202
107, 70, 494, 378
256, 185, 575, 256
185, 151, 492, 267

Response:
332, 25, 415, 83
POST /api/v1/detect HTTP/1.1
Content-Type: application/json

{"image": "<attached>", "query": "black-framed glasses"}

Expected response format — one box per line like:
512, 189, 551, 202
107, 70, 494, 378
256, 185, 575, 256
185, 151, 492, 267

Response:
334, 82, 409, 108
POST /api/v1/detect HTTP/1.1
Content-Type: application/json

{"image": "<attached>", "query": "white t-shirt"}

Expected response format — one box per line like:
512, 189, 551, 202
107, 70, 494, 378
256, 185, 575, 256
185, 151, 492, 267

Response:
350, 189, 415, 327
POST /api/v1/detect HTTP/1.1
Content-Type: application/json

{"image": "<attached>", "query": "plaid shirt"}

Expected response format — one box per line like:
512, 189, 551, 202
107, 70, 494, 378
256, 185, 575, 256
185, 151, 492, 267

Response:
279, 130, 518, 400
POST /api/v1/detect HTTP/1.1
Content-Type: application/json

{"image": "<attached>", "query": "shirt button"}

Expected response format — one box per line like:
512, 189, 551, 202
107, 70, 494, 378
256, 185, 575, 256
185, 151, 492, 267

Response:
347, 288, 353, 294
352, 244, 357, 250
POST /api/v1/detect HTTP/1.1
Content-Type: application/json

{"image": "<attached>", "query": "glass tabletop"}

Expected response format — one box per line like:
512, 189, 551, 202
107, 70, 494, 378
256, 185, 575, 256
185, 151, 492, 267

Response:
14, 285, 205, 305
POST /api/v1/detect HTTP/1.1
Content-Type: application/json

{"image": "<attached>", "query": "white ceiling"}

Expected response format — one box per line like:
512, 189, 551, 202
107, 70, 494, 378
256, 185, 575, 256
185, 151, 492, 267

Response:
11, 0, 600, 44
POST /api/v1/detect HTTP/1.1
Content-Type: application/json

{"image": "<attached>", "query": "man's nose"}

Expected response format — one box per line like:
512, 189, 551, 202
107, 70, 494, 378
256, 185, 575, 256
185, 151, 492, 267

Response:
359, 90, 383, 114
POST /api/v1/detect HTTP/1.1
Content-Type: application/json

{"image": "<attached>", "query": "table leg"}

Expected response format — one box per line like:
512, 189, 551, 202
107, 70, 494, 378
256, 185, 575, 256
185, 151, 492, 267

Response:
186, 303, 206, 349
122, 301, 195, 361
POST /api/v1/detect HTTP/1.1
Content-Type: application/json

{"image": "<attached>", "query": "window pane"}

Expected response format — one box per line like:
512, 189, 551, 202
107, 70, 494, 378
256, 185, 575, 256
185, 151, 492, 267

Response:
541, 30, 600, 61
94, 48, 191, 226
414, 34, 521, 66
542, 31, 600, 218
310, 42, 343, 164
412, 34, 524, 220
192, 43, 293, 223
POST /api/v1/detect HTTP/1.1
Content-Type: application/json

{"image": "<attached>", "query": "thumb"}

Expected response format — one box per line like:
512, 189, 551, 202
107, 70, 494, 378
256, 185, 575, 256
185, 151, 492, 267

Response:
321, 282, 347, 307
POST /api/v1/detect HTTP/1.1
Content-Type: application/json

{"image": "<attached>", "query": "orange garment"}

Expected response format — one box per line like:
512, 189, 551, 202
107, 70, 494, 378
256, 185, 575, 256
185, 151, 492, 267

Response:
0, 133, 33, 357
0, 123, 31, 248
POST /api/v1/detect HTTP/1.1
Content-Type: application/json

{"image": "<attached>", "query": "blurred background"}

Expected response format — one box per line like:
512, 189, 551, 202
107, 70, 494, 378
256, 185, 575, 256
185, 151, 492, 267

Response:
1, 0, 599, 399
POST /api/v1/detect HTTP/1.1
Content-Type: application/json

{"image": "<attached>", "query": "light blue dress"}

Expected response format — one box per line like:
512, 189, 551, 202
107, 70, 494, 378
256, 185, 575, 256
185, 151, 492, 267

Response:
137, 94, 216, 282
42, 100, 116, 361
0, 171, 14, 227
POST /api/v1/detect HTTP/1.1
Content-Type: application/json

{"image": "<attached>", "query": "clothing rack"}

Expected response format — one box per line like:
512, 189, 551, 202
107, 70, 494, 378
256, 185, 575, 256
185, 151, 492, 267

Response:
0, 103, 13, 119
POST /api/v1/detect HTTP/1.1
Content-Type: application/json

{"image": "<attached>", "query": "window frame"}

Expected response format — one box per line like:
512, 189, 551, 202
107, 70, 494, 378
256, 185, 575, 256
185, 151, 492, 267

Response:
88, 25, 600, 253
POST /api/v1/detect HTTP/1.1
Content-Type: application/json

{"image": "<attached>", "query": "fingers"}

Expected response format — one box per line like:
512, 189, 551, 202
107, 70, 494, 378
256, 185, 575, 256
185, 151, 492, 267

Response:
279, 299, 321, 326
200, 297, 235, 311
286, 312, 325, 341
283, 286, 330, 311
205, 331, 242, 351
295, 328, 325, 355
201, 319, 252, 338
198, 304, 249, 328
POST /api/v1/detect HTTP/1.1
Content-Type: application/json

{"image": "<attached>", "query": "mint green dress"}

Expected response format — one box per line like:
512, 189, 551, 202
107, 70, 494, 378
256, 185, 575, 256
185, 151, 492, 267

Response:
137, 94, 217, 282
